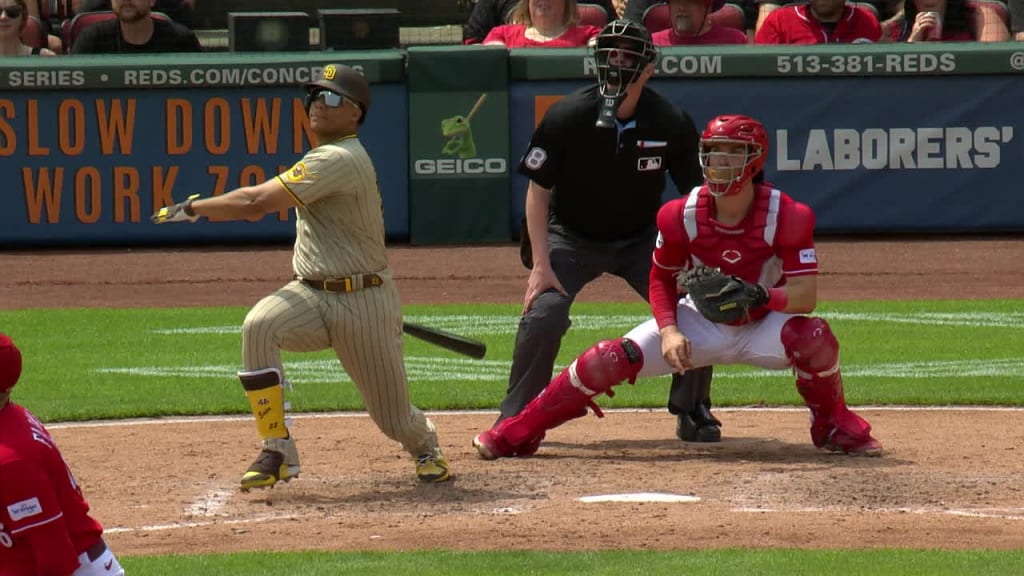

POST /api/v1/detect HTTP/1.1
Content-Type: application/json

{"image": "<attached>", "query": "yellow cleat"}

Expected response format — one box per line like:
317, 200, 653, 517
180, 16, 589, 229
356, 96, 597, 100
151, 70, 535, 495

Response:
415, 447, 451, 483
240, 437, 301, 491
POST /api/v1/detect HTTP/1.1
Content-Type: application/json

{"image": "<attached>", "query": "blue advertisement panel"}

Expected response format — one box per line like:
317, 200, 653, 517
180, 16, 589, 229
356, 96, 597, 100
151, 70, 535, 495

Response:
509, 76, 1024, 233
0, 84, 408, 247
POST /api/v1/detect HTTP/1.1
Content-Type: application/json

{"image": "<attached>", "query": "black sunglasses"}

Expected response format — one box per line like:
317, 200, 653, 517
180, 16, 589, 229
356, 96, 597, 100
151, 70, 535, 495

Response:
0, 5, 23, 18
307, 89, 348, 108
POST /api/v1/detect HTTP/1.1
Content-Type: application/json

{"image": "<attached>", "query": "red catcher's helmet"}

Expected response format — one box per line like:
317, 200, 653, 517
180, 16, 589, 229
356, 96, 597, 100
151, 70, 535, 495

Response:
0, 333, 22, 393
699, 114, 768, 197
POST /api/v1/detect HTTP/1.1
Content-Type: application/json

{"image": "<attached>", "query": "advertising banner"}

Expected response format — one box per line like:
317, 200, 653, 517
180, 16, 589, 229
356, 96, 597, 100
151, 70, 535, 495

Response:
510, 74, 1024, 233
407, 46, 510, 244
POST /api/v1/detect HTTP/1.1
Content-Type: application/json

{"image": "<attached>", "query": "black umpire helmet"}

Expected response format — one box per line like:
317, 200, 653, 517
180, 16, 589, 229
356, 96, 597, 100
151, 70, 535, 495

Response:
592, 19, 658, 99
304, 64, 372, 124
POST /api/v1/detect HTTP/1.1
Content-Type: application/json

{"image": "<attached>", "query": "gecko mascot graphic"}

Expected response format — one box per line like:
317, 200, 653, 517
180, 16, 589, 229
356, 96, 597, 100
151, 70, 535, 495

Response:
441, 93, 488, 159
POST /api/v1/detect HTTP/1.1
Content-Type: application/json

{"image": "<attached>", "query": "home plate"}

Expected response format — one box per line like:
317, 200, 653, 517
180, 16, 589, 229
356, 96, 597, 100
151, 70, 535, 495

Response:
578, 492, 701, 504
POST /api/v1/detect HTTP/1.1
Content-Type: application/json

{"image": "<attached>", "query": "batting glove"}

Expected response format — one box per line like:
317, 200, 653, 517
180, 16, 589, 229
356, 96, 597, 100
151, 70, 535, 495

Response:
152, 195, 200, 224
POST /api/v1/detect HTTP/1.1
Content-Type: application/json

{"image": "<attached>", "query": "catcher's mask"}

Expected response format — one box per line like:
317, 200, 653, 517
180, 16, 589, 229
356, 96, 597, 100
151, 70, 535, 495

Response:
699, 114, 768, 197
304, 63, 371, 124
592, 19, 657, 127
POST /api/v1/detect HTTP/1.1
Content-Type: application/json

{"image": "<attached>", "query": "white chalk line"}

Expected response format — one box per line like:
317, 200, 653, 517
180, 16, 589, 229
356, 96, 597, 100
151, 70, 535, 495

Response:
47, 405, 1024, 430
734, 506, 1024, 521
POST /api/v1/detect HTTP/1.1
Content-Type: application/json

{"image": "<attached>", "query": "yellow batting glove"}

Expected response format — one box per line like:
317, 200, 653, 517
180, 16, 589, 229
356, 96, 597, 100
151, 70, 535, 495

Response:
152, 194, 200, 224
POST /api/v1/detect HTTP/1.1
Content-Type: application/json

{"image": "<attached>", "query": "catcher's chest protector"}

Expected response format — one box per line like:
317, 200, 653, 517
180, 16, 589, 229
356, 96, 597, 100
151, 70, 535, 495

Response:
684, 187, 782, 284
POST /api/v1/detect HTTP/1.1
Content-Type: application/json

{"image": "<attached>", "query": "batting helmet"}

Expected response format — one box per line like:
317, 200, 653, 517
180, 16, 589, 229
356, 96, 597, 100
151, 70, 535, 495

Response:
0, 333, 23, 393
592, 19, 658, 99
304, 64, 372, 124
699, 114, 769, 197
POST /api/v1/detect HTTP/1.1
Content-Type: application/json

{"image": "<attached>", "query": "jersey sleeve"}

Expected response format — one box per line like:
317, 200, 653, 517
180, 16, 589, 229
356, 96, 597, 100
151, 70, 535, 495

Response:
517, 103, 565, 189
666, 107, 703, 195
776, 200, 818, 276
1, 459, 80, 575
276, 146, 345, 206
753, 10, 784, 44
650, 199, 691, 330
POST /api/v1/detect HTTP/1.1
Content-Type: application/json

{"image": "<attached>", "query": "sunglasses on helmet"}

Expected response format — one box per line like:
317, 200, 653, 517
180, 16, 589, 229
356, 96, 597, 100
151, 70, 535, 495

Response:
0, 5, 23, 18
307, 88, 348, 108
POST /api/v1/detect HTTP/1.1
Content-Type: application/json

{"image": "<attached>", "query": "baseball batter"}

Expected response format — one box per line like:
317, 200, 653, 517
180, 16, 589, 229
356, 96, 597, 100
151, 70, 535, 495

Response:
151, 64, 451, 488
0, 334, 125, 575
473, 114, 883, 459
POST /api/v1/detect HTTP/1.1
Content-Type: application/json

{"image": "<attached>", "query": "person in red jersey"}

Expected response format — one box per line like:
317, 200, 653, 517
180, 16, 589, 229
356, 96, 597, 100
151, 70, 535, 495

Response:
483, 0, 602, 47
472, 114, 883, 461
754, 0, 881, 43
0, 334, 124, 576
652, 0, 750, 44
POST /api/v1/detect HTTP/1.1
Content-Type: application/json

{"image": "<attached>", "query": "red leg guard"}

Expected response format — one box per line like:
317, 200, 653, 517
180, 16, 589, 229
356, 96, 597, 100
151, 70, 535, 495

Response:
489, 338, 644, 454
781, 317, 881, 455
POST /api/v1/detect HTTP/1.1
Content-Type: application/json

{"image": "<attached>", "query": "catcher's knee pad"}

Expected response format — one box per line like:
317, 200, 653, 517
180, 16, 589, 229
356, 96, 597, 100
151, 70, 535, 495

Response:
501, 338, 644, 446
780, 316, 839, 379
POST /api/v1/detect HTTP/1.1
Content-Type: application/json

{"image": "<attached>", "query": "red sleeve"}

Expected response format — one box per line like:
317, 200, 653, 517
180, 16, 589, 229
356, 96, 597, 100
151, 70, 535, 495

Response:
754, 11, 784, 44
3, 460, 81, 576
482, 24, 511, 44
775, 200, 818, 276
650, 199, 690, 330
855, 7, 882, 41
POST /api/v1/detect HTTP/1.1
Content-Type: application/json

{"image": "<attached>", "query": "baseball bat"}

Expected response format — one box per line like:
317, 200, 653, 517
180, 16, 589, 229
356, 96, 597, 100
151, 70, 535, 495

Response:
402, 321, 487, 359
465, 93, 488, 122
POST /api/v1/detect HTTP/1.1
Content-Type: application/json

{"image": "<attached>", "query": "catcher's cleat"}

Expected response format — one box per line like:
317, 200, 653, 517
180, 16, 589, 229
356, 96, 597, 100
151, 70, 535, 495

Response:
416, 447, 451, 483
824, 430, 883, 457
676, 404, 722, 443
473, 430, 542, 459
240, 437, 301, 491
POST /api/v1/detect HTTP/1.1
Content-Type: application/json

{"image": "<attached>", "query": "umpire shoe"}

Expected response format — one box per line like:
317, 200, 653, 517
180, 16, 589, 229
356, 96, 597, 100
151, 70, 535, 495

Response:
416, 447, 451, 483
240, 436, 301, 491
676, 404, 722, 443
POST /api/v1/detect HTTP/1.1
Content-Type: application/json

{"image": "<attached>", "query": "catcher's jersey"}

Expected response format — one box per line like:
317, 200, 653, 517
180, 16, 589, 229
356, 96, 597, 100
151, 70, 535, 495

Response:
0, 402, 103, 575
277, 135, 387, 279
649, 184, 817, 328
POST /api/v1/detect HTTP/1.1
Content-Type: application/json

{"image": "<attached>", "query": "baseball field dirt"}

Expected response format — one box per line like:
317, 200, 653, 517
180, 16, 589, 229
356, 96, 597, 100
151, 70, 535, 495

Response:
3, 237, 1023, 556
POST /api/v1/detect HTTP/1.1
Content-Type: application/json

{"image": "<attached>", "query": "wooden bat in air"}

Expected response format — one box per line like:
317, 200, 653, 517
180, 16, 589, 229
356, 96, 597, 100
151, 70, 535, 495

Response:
402, 322, 487, 359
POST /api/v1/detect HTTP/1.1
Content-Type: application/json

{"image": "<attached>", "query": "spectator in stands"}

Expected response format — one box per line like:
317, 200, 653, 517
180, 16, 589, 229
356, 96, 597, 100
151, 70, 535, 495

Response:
0, 0, 56, 55
483, 0, 603, 47
21, 0, 62, 52
754, 0, 882, 43
74, 0, 195, 28
627, 0, 757, 38
464, 0, 617, 43
1011, 0, 1024, 39
651, 0, 749, 43
755, 0, 900, 39
894, 0, 1007, 41
71, 0, 201, 53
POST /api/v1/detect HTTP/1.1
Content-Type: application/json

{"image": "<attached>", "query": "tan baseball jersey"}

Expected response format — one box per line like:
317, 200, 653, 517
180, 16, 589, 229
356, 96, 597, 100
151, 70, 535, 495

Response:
241, 135, 439, 457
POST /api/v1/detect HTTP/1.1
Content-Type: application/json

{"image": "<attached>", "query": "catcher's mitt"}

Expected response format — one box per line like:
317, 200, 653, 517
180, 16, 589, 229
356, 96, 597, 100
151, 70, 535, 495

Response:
679, 265, 769, 324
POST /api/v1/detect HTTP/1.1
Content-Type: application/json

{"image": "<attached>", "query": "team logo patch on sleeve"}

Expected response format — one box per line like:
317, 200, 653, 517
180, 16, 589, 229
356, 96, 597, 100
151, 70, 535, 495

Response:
8, 497, 42, 521
799, 248, 817, 264
655, 232, 664, 248
284, 162, 310, 183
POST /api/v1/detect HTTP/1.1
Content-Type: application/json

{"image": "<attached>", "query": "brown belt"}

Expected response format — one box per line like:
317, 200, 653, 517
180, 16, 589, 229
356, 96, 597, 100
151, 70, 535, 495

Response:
85, 539, 108, 562
296, 274, 384, 293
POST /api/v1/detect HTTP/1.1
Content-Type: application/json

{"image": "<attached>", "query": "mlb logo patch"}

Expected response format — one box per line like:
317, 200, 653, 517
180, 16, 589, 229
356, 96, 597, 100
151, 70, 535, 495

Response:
799, 248, 817, 264
8, 497, 42, 521
637, 157, 662, 171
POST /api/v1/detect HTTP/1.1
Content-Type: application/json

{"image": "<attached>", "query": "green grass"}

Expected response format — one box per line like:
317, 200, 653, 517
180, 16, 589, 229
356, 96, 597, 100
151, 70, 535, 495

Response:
1, 300, 1022, 421
120, 549, 1024, 575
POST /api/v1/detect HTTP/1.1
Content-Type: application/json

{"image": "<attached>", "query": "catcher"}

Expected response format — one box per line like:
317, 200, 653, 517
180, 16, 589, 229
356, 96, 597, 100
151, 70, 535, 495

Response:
473, 113, 883, 459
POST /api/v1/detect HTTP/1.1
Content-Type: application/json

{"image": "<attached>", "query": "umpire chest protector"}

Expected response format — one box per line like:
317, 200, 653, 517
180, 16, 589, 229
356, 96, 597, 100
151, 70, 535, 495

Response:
683, 185, 784, 284
531, 87, 691, 241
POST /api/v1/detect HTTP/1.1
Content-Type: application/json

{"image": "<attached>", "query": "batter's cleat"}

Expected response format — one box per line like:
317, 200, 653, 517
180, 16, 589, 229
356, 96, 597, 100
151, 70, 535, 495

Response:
676, 404, 722, 443
416, 447, 451, 483
240, 436, 301, 491
824, 430, 884, 457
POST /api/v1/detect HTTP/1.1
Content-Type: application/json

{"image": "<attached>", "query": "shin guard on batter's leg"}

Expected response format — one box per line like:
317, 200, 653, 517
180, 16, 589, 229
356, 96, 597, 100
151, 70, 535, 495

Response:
781, 317, 882, 456
474, 338, 644, 459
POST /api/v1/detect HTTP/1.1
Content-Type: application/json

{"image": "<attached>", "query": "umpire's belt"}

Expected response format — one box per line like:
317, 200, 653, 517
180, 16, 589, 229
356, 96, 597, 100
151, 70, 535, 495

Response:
295, 274, 384, 293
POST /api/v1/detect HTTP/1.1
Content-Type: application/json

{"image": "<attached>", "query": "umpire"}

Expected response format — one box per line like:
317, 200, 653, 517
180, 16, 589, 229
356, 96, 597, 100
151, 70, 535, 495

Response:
497, 19, 721, 447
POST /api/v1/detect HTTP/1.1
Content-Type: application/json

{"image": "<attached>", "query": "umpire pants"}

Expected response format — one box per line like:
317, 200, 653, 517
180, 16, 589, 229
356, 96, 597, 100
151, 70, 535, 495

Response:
499, 224, 712, 421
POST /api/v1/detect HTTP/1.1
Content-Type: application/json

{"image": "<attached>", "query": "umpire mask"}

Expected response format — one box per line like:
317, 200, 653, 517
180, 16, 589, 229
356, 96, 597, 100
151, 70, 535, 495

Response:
592, 19, 657, 128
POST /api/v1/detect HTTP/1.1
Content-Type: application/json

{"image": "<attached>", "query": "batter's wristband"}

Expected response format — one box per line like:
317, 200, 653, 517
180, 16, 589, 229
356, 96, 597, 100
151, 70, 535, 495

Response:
765, 287, 788, 312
